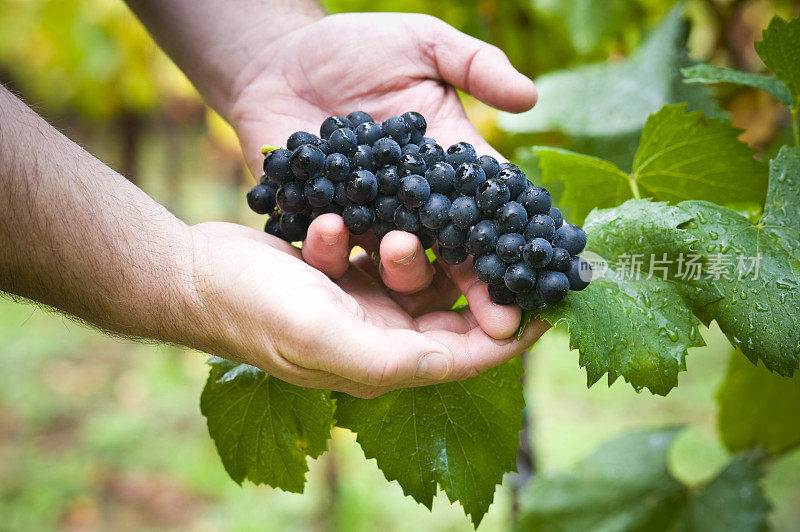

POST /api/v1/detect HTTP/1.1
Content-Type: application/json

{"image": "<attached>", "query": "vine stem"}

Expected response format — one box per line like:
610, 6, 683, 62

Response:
791, 106, 799, 149
628, 175, 642, 199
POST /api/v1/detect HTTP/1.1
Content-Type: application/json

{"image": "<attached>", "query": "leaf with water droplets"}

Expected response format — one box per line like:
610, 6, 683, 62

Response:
200, 357, 335, 491
681, 63, 793, 107
717, 350, 800, 455
517, 427, 687, 531
540, 200, 706, 395
679, 200, 800, 376
762, 146, 800, 257
334, 358, 524, 527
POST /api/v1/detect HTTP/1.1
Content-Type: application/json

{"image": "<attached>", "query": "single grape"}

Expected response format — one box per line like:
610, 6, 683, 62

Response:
393, 205, 422, 232
552, 224, 587, 255
287, 131, 318, 151
439, 245, 468, 265
355, 122, 383, 146
548, 247, 571, 272
517, 186, 552, 216
290, 144, 325, 180
537, 270, 570, 303
263, 148, 293, 183
475, 179, 510, 214
343, 204, 375, 235
494, 201, 528, 234
280, 213, 312, 241
316, 139, 330, 156
372, 137, 402, 166
549, 206, 564, 228
376, 165, 401, 194
524, 214, 556, 241
466, 220, 500, 256
375, 194, 401, 222
320, 115, 352, 140
348, 145, 374, 171
328, 127, 357, 155
401, 143, 420, 155
496, 233, 526, 263
419, 193, 452, 229
347, 111, 374, 126
445, 142, 477, 167
566, 256, 592, 291
454, 162, 487, 196
504, 262, 538, 293
276, 181, 307, 214
324, 153, 350, 182
381, 116, 412, 145
418, 142, 445, 168
425, 162, 455, 194
345, 170, 378, 204
264, 214, 284, 239
437, 223, 467, 248
474, 253, 506, 284
523, 238, 554, 268
402, 111, 427, 143
497, 165, 529, 199
418, 136, 436, 147
488, 283, 516, 305
478, 155, 501, 180
246, 185, 276, 214
398, 174, 431, 209
398, 153, 427, 176
450, 196, 482, 229
516, 290, 545, 310
304, 177, 335, 208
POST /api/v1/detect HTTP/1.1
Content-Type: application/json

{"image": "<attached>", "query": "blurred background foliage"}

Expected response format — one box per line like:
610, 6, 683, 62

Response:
1, 0, 799, 530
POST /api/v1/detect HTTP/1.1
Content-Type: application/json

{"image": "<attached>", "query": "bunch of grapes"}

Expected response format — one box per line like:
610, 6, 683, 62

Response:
246, 111, 592, 310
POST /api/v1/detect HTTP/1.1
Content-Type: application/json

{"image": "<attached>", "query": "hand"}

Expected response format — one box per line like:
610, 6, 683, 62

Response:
227, 13, 539, 339
188, 222, 546, 398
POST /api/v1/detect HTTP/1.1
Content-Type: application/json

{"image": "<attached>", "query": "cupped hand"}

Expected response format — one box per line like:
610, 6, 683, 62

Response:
227, 13, 538, 339
188, 222, 546, 398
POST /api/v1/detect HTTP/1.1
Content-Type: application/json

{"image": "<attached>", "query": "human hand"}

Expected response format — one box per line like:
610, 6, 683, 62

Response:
227, 13, 539, 338
187, 222, 546, 398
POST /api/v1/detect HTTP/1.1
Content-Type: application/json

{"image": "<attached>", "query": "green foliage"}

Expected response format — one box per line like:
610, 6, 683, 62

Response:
517, 428, 687, 531
200, 357, 335, 492
717, 351, 800, 455
535, 104, 767, 226
681, 64, 793, 107
762, 147, 800, 256
675, 458, 770, 532
518, 428, 770, 532
754, 15, 800, 109
499, 5, 722, 140
335, 358, 524, 527
539, 200, 705, 395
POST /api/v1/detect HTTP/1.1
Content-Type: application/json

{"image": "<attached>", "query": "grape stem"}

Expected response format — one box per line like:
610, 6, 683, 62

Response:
260, 145, 280, 155
791, 104, 799, 149
628, 175, 641, 199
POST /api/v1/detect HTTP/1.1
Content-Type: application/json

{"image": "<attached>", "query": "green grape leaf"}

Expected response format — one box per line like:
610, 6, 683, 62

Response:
517, 427, 687, 531
676, 457, 770, 532
717, 351, 800, 455
539, 200, 706, 395
678, 200, 800, 376
762, 146, 800, 257
755, 15, 800, 108
499, 4, 721, 138
534, 104, 765, 226
200, 357, 335, 491
632, 104, 767, 206
681, 63, 793, 107
535, 148, 632, 226
334, 358, 524, 527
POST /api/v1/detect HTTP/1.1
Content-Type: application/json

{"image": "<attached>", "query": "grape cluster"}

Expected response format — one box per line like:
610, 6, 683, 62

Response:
246, 111, 592, 310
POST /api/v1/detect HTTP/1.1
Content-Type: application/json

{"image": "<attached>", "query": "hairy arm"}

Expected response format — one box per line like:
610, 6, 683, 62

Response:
0, 86, 200, 344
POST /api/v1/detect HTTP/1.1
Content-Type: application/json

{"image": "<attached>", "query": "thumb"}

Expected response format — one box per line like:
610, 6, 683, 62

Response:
419, 19, 538, 113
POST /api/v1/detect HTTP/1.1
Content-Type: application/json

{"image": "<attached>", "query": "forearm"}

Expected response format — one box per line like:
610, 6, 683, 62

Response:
0, 86, 200, 344
124, 0, 324, 120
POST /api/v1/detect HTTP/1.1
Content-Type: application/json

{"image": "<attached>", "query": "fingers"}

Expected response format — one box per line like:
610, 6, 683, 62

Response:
437, 252, 523, 340
378, 230, 434, 293
303, 214, 351, 278
420, 20, 537, 113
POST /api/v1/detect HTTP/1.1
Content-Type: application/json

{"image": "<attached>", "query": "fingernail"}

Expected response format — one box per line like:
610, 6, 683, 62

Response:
394, 248, 417, 266
415, 353, 450, 380
320, 233, 339, 245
